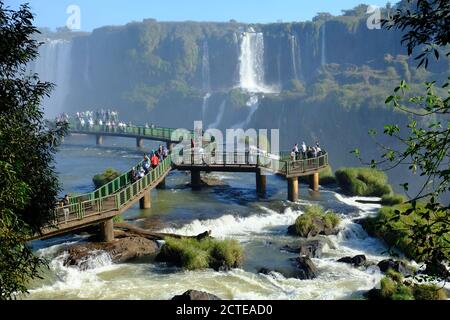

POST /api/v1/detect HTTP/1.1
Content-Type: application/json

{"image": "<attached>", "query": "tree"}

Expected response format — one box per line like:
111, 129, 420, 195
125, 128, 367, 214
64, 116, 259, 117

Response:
0, 2, 67, 299
354, 0, 449, 277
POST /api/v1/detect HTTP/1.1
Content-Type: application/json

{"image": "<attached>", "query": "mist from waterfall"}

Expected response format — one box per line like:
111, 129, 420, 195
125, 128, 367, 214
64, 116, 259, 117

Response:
32, 40, 72, 117
233, 95, 260, 129
208, 99, 226, 129
239, 30, 276, 94
31, 39, 72, 118
321, 24, 327, 66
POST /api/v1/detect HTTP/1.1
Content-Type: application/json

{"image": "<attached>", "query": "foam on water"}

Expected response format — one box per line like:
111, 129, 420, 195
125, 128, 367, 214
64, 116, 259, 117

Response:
159, 206, 300, 238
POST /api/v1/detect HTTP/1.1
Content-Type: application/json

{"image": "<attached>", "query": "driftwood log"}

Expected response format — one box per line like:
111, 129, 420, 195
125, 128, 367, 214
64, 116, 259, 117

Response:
114, 222, 212, 241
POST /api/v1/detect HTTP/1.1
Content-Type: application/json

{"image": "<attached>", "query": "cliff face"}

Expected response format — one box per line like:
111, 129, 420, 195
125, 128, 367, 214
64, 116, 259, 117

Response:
34, 6, 448, 191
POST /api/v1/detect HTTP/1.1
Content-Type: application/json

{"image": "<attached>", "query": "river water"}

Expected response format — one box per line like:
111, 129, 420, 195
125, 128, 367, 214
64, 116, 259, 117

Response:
25, 134, 399, 300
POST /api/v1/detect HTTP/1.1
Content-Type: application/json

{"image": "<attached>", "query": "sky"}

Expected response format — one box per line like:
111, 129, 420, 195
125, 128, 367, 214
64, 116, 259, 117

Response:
6, 0, 392, 32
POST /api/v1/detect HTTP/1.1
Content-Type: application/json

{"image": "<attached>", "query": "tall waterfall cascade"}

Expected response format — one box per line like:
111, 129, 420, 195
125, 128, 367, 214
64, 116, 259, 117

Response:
321, 24, 327, 66
238, 29, 277, 94
30, 39, 72, 118
201, 40, 212, 122
290, 35, 299, 80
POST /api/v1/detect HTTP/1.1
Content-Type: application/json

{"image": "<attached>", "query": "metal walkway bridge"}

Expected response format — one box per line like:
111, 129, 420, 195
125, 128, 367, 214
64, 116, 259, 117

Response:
33, 122, 328, 241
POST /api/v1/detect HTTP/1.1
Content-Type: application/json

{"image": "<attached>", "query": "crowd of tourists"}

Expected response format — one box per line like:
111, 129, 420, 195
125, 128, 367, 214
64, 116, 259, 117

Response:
290, 141, 324, 160
130, 145, 169, 182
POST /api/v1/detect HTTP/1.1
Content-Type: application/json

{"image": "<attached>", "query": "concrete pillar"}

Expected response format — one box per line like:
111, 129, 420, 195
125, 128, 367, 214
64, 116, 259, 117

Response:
139, 191, 151, 209
309, 172, 319, 192
100, 218, 114, 242
96, 135, 103, 145
136, 138, 144, 148
157, 178, 166, 189
287, 177, 299, 202
256, 169, 267, 194
191, 170, 202, 190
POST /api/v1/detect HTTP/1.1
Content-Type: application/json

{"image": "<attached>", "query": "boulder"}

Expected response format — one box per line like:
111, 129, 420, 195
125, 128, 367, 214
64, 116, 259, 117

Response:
337, 255, 367, 267
299, 240, 324, 258
63, 236, 159, 270
288, 216, 339, 238
424, 260, 450, 280
171, 290, 221, 301
294, 257, 318, 280
377, 259, 413, 275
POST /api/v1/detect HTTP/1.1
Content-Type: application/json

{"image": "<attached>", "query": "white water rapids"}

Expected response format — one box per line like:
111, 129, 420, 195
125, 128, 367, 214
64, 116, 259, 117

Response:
26, 190, 413, 300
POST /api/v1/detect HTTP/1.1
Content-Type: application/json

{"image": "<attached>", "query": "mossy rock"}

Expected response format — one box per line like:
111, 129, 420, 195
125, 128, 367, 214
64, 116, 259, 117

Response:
288, 205, 341, 237
156, 237, 243, 271
380, 193, 406, 206
335, 167, 392, 196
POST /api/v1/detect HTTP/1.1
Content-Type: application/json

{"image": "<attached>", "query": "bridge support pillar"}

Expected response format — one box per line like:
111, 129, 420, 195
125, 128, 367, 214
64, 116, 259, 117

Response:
191, 170, 202, 190
287, 177, 299, 202
136, 138, 144, 148
256, 169, 266, 195
96, 135, 103, 145
100, 218, 114, 242
139, 191, 152, 209
309, 172, 320, 192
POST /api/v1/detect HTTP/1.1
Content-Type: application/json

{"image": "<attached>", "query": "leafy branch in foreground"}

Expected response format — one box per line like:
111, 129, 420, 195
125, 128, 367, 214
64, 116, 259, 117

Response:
0, 2, 67, 299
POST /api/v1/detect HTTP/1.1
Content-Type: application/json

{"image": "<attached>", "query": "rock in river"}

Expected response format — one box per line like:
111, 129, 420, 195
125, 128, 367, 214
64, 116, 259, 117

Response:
63, 235, 160, 270
171, 290, 221, 300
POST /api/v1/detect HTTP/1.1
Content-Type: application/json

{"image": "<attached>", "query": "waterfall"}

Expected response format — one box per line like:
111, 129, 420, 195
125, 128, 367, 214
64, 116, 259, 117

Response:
233, 95, 260, 129
31, 39, 72, 118
290, 35, 299, 80
202, 40, 211, 92
321, 24, 327, 66
208, 99, 226, 129
202, 93, 211, 122
84, 40, 91, 86
201, 40, 212, 122
239, 30, 276, 93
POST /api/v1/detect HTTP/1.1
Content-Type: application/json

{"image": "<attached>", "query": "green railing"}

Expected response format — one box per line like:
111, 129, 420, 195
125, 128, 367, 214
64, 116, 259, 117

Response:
68, 120, 191, 142
173, 149, 327, 176
54, 155, 172, 225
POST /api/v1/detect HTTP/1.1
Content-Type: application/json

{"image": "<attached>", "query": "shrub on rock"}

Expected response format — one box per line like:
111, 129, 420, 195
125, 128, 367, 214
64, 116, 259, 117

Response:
335, 167, 392, 197
93, 167, 121, 188
288, 205, 341, 237
157, 237, 243, 271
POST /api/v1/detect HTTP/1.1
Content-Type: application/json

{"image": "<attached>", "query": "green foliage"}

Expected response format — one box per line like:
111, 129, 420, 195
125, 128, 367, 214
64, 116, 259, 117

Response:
376, 274, 447, 300
385, 268, 404, 283
413, 284, 448, 300
360, 0, 450, 273
380, 276, 414, 300
335, 167, 392, 196
112, 215, 124, 223
362, 204, 449, 262
380, 193, 406, 206
92, 168, 121, 189
292, 205, 341, 237
0, 3, 66, 299
159, 237, 243, 271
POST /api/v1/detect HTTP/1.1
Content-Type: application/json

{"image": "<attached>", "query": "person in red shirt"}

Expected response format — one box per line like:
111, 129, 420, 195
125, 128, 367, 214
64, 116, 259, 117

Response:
151, 151, 159, 168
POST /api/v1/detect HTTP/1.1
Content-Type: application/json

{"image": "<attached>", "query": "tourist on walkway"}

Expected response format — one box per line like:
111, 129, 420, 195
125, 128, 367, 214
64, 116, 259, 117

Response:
62, 195, 70, 223
151, 152, 159, 168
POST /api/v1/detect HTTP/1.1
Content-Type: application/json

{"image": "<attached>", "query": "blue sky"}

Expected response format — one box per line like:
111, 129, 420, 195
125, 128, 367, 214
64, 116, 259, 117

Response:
6, 0, 392, 32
